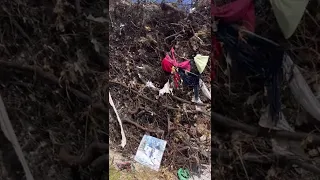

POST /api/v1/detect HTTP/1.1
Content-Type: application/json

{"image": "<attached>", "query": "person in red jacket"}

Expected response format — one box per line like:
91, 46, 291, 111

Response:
211, 0, 256, 81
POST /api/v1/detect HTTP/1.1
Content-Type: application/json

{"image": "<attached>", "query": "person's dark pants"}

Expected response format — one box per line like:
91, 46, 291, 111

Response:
178, 70, 200, 101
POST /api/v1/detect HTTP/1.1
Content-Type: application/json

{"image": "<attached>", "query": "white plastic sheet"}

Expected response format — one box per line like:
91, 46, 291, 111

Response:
159, 80, 173, 96
199, 79, 211, 100
109, 92, 127, 148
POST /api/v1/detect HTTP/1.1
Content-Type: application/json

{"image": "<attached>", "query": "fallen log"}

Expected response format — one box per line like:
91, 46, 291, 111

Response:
212, 112, 320, 145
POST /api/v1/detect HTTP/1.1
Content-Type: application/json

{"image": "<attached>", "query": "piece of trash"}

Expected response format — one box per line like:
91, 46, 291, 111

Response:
134, 135, 167, 171
199, 79, 211, 100
190, 164, 211, 180
259, 106, 294, 131
194, 54, 209, 74
87, 14, 108, 23
189, 7, 196, 14
226, 53, 232, 66
245, 92, 259, 105
199, 135, 207, 142
115, 161, 133, 171
109, 93, 126, 148
177, 168, 190, 180
159, 80, 173, 96
146, 81, 157, 90
91, 38, 100, 53
145, 26, 151, 31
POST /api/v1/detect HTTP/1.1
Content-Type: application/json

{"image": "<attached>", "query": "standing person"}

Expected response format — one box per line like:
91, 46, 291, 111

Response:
160, 48, 210, 108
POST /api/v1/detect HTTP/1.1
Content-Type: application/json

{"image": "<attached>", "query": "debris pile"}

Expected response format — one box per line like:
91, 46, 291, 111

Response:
0, 0, 108, 179
109, 0, 212, 177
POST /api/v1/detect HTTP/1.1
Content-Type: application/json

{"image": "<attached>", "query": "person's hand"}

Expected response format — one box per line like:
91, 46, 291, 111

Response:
171, 66, 176, 74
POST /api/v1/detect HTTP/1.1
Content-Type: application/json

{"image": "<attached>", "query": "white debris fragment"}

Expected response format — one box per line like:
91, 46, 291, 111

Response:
189, 7, 196, 13
136, 66, 144, 69
109, 93, 126, 148
159, 80, 173, 96
146, 81, 157, 90
199, 79, 211, 100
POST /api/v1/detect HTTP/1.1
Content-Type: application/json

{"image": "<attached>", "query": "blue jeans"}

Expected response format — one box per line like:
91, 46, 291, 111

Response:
178, 69, 200, 101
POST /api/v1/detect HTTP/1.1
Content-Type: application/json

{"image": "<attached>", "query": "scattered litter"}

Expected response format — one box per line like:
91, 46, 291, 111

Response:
194, 54, 209, 74
159, 80, 173, 96
109, 93, 127, 148
145, 26, 151, 31
199, 79, 211, 100
283, 54, 320, 123
189, 7, 196, 13
190, 164, 211, 180
134, 135, 167, 171
146, 81, 157, 90
177, 168, 190, 180
225, 53, 232, 66
115, 161, 133, 171
245, 92, 259, 105
199, 135, 206, 142
271, 139, 295, 156
91, 38, 100, 53
86, 14, 108, 23
259, 106, 294, 132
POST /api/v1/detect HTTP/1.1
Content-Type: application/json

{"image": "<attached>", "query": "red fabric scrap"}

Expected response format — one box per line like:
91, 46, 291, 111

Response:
161, 48, 191, 88
161, 48, 191, 73
212, 0, 255, 32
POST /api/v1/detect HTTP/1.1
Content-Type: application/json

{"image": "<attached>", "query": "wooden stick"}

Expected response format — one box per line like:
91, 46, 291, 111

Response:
123, 118, 164, 134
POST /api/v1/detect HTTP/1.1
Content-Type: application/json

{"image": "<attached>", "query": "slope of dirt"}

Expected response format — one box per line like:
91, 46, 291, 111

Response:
109, 0, 211, 178
0, 0, 108, 179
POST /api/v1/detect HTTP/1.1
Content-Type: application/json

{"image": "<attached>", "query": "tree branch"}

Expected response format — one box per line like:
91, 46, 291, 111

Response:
212, 112, 320, 145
